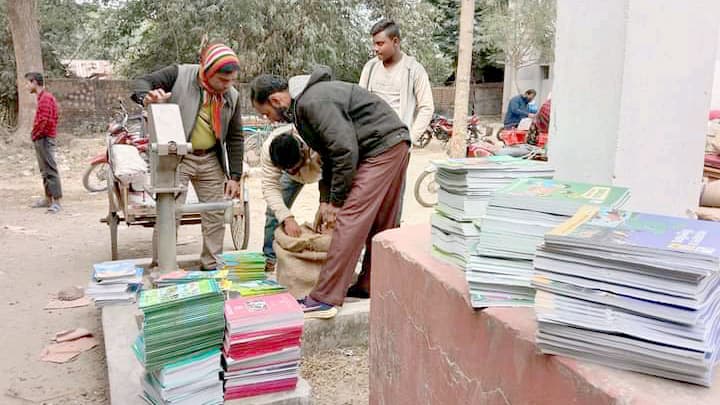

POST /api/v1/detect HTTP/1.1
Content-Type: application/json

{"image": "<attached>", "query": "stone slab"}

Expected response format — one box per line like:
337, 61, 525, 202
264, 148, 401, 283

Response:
370, 224, 720, 405
101, 305, 312, 405
302, 299, 369, 355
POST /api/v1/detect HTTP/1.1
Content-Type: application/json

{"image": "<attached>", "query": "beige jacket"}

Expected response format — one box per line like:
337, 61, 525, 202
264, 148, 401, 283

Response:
261, 124, 322, 224
359, 52, 435, 142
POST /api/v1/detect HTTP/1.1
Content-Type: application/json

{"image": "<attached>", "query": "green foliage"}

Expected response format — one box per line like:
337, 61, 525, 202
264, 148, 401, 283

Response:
479, 0, 556, 68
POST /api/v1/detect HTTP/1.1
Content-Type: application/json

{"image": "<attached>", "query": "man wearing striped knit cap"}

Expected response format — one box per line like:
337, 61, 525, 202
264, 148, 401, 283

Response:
132, 42, 245, 270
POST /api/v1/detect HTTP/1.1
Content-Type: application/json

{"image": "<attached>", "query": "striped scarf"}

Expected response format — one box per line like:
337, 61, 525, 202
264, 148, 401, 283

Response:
198, 43, 240, 139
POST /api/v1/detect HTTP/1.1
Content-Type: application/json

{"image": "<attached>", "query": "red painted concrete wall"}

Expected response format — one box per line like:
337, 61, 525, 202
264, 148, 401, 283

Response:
369, 224, 720, 405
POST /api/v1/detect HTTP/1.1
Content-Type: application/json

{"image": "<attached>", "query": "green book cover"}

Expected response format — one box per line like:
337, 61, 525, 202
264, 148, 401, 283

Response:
494, 178, 630, 207
138, 279, 221, 310
222, 279, 287, 297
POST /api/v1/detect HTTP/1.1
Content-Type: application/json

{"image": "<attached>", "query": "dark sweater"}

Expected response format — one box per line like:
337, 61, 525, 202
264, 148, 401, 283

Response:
293, 66, 409, 206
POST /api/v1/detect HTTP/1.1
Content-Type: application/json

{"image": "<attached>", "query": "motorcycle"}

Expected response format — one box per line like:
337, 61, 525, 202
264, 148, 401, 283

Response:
83, 100, 146, 192
414, 114, 483, 149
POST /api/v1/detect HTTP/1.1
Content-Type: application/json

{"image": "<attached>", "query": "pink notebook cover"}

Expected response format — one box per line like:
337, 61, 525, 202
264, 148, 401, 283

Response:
224, 378, 298, 400
224, 293, 302, 326
225, 339, 301, 360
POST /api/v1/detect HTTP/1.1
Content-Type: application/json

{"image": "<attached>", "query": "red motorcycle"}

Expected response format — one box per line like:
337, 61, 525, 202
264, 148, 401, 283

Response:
83, 101, 147, 192
415, 114, 483, 149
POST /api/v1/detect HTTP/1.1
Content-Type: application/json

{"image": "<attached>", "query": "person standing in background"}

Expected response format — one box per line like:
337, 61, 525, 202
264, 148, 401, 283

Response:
26, 72, 62, 214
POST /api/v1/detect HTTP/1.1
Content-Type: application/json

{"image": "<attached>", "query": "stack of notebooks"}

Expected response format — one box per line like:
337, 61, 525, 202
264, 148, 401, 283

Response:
431, 157, 554, 268
154, 270, 228, 288
218, 251, 267, 282
467, 178, 630, 308
87, 261, 143, 306
223, 292, 304, 400
134, 279, 226, 404
140, 348, 223, 405
534, 206, 720, 386
222, 279, 287, 298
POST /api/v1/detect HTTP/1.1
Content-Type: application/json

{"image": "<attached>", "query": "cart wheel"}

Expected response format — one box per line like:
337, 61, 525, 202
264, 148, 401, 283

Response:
231, 201, 250, 250
414, 170, 439, 208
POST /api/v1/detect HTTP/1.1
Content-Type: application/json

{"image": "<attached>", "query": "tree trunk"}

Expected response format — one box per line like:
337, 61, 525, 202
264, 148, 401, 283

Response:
449, 0, 475, 158
7, 0, 44, 136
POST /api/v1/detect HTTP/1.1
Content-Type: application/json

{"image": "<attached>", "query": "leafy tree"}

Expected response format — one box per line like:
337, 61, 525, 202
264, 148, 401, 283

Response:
479, 0, 556, 92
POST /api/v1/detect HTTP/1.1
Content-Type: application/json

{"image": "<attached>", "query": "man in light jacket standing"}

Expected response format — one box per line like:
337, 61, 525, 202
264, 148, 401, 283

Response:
359, 19, 434, 146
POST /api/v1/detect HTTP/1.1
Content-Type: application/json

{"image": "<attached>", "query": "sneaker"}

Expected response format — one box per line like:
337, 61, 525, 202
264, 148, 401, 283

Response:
300, 297, 338, 320
47, 203, 62, 214
264, 260, 276, 273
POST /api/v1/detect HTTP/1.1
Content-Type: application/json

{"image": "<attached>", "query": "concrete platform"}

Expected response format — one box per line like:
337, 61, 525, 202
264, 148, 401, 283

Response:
370, 224, 720, 405
101, 296, 369, 404
101, 305, 312, 405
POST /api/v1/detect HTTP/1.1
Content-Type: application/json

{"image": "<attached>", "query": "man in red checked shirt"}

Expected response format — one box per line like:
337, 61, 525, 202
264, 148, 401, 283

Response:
25, 72, 62, 213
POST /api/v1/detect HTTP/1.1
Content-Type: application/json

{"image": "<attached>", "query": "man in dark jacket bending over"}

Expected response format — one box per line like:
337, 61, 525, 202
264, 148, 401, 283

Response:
250, 67, 410, 319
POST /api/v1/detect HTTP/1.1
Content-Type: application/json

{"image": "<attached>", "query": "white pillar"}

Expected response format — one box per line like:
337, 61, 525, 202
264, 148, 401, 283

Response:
550, 0, 720, 216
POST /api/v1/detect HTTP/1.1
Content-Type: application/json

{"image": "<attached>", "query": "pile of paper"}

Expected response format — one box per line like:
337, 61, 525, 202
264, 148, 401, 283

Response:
430, 157, 554, 268
134, 279, 225, 404
140, 348, 223, 405
218, 251, 267, 281
154, 270, 228, 288
223, 292, 304, 400
534, 206, 720, 386
222, 279, 287, 298
86, 261, 143, 306
467, 178, 630, 308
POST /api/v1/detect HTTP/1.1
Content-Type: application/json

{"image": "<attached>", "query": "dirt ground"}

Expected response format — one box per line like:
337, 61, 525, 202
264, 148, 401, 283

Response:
0, 134, 446, 404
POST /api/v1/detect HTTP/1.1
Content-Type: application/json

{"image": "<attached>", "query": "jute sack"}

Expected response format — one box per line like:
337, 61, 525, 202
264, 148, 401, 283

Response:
700, 180, 720, 208
273, 224, 331, 299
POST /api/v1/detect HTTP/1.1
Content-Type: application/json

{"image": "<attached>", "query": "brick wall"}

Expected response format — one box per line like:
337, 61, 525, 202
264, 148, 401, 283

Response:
432, 83, 504, 117
46, 79, 502, 134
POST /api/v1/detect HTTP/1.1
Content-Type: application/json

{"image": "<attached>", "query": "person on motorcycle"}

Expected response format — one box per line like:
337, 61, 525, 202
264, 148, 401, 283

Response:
131, 42, 244, 270
261, 123, 322, 273
359, 19, 434, 146
249, 67, 410, 319
503, 89, 537, 129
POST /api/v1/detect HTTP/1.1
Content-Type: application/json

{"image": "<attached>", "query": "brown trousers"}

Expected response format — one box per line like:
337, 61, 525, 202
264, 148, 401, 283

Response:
310, 142, 410, 306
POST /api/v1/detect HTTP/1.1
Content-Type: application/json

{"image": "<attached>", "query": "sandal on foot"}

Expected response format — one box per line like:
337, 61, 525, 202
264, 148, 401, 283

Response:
47, 203, 62, 214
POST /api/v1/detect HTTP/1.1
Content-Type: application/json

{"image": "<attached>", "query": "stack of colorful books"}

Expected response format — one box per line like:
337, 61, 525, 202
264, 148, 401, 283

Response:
87, 260, 143, 306
430, 157, 554, 268
467, 178, 630, 308
221, 279, 287, 298
222, 292, 304, 400
218, 251, 267, 282
134, 279, 225, 404
534, 206, 720, 386
154, 270, 228, 288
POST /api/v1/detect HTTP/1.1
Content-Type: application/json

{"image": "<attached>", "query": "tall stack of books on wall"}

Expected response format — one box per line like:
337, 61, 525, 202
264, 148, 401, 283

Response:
533, 206, 720, 386
218, 251, 267, 282
87, 260, 143, 306
134, 279, 226, 404
431, 157, 554, 269
223, 292, 304, 400
466, 178, 630, 308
